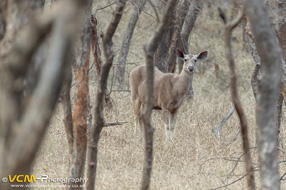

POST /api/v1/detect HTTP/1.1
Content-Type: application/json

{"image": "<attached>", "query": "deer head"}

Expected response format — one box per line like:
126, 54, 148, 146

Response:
177, 49, 208, 73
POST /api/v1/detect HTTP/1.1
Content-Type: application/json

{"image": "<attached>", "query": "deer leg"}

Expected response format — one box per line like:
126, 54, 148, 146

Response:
139, 104, 146, 141
162, 108, 170, 140
133, 99, 141, 135
168, 110, 178, 140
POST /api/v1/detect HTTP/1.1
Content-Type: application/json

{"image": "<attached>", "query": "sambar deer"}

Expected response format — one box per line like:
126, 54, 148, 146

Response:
130, 49, 208, 140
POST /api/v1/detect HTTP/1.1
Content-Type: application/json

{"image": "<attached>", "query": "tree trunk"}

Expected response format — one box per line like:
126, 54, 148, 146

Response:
154, 0, 175, 73
0, 0, 46, 156
242, 18, 250, 51
0, 1, 88, 189
0, 0, 7, 41
91, 14, 113, 111
244, 0, 283, 189
276, 0, 286, 137
141, 0, 177, 189
24, 39, 48, 100
178, 0, 203, 65
178, 0, 203, 97
62, 63, 74, 166
154, 28, 174, 72
167, 0, 190, 73
70, 1, 93, 189
220, 8, 256, 189
246, 21, 261, 102
115, 0, 147, 87
91, 15, 102, 80
278, 0, 286, 60
86, 1, 126, 190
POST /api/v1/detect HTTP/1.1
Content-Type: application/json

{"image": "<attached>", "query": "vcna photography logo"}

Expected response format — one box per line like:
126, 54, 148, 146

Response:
2, 175, 88, 189
2, 175, 36, 183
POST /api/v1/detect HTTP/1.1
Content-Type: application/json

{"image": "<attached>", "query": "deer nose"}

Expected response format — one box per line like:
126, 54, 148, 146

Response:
188, 66, 194, 72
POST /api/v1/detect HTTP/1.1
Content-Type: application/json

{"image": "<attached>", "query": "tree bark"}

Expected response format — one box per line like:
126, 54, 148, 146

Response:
178, 0, 203, 97
24, 38, 49, 101
245, 20, 261, 102
154, 28, 174, 72
244, 0, 283, 189
91, 15, 102, 80
278, 0, 286, 60
0, 0, 47, 154
86, 1, 126, 190
178, 0, 203, 72
167, 0, 190, 73
0, 0, 89, 189
0, 0, 7, 41
141, 0, 178, 189
62, 63, 74, 166
276, 0, 286, 138
154, 0, 176, 73
90, 14, 113, 111
70, 1, 93, 189
115, 0, 147, 87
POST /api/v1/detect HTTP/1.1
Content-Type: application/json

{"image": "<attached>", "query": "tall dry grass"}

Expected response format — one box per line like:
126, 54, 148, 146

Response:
32, 0, 286, 189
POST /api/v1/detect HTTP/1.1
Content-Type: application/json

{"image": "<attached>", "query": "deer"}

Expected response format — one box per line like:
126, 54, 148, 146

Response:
129, 49, 208, 140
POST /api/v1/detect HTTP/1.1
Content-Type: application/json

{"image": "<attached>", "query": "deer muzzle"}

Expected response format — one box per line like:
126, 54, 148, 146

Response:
188, 66, 194, 72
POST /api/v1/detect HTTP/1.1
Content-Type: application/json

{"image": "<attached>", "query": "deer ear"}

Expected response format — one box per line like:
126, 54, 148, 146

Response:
176, 49, 184, 59
197, 51, 208, 60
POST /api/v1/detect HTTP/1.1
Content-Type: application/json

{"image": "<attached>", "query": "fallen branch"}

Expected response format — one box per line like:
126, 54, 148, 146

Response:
213, 104, 235, 140
104, 121, 128, 127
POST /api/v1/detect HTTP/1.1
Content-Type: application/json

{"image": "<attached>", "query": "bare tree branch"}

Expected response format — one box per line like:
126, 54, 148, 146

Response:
95, 1, 117, 12
178, 0, 204, 96
8, 0, 83, 177
219, 7, 256, 190
91, 15, 102, 79
62, 63, 74, 166
115, 0, 147, 87
69, 1, 93, 189
0, 7, 55, 147
213, 105, 235, 140
0, 3, 56, 174
104, 121, 128, 127
167, 0, 190, 73
86, 1, 127, 189
147, 0, 160, 22
0, 2, 90, 189
141, 0, 177, 189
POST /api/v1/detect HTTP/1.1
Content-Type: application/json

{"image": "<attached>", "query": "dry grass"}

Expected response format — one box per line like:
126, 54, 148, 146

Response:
32, 1, 286, 189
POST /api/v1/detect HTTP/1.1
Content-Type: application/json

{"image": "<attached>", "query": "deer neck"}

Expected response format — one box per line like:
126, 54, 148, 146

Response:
176, 70, 193, 93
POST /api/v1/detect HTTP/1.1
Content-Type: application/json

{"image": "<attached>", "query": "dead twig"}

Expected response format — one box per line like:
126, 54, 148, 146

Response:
147, 0, 160, 23
95, 1, 117, 14
104, 121, 128, 127
280, 173, 286, 180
